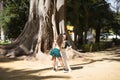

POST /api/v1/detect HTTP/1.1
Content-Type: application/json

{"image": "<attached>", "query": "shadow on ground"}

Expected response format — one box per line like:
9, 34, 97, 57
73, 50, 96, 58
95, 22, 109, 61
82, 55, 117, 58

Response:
71, 66, 83, 70
71, 53, 120, 67
0, 57, 21, 63
0, 67, 70, 80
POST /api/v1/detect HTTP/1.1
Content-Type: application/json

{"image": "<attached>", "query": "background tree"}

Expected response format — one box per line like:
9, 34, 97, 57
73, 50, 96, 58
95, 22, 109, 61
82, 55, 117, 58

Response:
2, 0, 29, 39
91, 0, 114, 42
66, 0, 114, 43
66, 0, 82, 48
112, 0, 120, 36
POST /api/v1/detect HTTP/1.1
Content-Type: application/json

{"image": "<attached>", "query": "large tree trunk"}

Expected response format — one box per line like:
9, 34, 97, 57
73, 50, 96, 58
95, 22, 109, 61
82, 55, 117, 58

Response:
84, 14, 89, 44
95, 27, 101, 43
0, 0, 66, 57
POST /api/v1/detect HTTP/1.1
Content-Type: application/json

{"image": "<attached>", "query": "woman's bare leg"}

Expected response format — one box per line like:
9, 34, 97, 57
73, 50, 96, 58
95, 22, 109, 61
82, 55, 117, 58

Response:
58, 57, 65, 68
52, 57, 57, 70
58, 57, 69, 72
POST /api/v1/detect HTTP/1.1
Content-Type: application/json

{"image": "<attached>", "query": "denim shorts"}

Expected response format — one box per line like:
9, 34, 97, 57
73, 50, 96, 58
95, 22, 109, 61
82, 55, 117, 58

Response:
50, 48, 61, 57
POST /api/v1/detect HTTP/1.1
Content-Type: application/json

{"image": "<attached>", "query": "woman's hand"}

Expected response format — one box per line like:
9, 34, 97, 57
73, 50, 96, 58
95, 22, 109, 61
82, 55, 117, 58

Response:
66, 46, 72, 51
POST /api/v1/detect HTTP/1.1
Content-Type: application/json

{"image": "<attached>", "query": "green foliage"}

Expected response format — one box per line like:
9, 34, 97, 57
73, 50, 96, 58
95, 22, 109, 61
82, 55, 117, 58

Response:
0, 0, 29, 38
82, 41, 112, 52
110, 12, 120, 35
82, 44, 91, 52
116, 12, 120, 24
0, 5, 17, 31
0, 40, 11, 44
66, 0, 117, 45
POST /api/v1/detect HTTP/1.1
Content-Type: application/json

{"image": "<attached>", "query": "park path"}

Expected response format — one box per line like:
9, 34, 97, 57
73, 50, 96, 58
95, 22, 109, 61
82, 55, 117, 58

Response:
0, 46, 120, 80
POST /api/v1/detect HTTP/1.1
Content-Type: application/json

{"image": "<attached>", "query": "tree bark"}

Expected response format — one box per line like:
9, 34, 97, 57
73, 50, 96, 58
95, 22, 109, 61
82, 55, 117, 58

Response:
84, 14, 89, 44
95, 27, 101, 43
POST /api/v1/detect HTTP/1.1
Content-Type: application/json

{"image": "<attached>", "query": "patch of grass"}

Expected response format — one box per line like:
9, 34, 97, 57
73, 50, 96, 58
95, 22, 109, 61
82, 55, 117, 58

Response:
0, 40, 11, 45
82, 41, 113, 52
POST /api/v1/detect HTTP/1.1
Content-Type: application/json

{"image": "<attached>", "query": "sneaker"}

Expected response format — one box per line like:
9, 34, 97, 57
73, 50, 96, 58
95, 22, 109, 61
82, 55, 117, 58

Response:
63, 68, 69, 73
53, 68, 57, 72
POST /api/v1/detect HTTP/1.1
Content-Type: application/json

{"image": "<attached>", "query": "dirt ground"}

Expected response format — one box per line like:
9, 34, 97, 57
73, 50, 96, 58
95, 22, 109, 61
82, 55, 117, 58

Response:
0, 46, 120, 80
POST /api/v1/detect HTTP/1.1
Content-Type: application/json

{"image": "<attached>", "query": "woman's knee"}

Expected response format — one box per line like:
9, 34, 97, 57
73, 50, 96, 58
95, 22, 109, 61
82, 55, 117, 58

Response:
52, 57, 56, 61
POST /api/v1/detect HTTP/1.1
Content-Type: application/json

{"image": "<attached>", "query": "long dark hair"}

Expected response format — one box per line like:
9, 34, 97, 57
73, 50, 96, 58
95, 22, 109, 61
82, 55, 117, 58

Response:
56, 34, 63, 48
